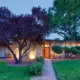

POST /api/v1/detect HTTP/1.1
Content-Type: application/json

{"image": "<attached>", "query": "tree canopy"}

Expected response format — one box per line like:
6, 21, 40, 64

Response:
48, 0, 80, 41
0, 6, 50, 63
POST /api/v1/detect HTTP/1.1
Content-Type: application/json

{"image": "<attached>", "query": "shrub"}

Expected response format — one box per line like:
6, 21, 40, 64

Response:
75, 46, 80, 50
63, 47, 70, 53
70, 47, 80, 54
52, 45, 63, 54
0, 61, 8, 66
36, 56, 44, 64
29, 62, 43, 75
0, 61, 10, 73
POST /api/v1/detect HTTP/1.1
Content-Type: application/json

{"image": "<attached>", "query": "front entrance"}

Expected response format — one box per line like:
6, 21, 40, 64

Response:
44, 47, 50, 58
42, 41, 50, 59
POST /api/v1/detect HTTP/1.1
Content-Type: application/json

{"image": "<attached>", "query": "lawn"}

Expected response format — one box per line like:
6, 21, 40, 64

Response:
53, 60, 80, 80
0, 61, 31, 80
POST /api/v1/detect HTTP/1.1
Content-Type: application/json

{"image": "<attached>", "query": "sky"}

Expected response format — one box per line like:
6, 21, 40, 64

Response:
0, 0, 63, 40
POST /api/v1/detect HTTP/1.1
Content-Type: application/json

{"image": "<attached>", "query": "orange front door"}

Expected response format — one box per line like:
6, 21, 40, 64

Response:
44, 47, 50, 58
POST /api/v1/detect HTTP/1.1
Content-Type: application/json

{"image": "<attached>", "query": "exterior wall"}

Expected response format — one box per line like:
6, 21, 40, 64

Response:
0, 46, 10, 57
10, 44, 38, 59
0, 47, 5, 57
28, 49, 36, 59
1, 41, 80, 59
75, 42, 80, 46
50, 41, 80, 59
0, 44, 42, 59
36, 45, 42, 58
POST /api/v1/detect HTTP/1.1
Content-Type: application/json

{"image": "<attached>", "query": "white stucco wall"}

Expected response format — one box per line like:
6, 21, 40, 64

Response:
28, 49, 36, 59
0, 47, 10, 57
36, 45, 42, 58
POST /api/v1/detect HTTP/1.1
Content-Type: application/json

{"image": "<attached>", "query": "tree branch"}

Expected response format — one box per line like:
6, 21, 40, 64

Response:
22, 41, 31, 56
4, 40, 17, 60
22, 47, 36, 57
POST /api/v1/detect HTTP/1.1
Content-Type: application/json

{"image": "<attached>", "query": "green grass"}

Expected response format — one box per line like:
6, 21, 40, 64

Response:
53, 60, 80, 80
0, 61, 31, 80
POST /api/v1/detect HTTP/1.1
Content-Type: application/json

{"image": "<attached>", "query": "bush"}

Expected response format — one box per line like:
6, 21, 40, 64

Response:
36, 56, 44, 64
52, 45, 63, 54
70, 47, 80, 54
29, 62, 43, 75
0, 61, 10, 73
63, 47, 70, 53
0, 61, 8, 66
75, 46, 80, 50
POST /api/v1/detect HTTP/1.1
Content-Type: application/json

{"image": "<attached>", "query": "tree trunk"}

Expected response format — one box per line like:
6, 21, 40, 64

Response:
15, 57, 22, 64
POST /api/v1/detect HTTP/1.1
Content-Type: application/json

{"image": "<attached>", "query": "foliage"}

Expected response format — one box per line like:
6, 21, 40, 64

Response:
0, 61, 8, 66
53, 60, 80, 80
0, 61, 31, 80
63, 47, 70, 53
54, 38, 61, 41
52, 45, 63, 54
48, 0, 80, 40
75, 46, 80, 50
0, 7, 12, 18
0, 6, 50, 63
70, 47, 80, 54
36, 56, 44, 64
29, 62, 43, 75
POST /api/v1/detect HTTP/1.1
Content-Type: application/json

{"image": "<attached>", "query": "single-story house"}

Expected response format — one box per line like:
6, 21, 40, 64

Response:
0, 40, 80, 59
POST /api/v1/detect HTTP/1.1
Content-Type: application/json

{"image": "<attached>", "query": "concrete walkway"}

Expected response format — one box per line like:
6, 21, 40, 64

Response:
31, 60, 57, 80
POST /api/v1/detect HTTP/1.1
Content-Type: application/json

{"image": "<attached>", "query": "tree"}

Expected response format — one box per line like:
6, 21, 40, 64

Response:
0, 7, 50, 64
48, 0, 80, 40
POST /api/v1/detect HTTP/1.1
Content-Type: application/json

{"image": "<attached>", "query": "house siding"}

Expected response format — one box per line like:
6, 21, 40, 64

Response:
0, 40, 80, 59
36, 45, 42, 58
0, 46, 10, 57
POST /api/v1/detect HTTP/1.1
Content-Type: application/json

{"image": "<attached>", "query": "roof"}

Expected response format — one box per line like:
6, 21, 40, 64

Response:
45, 39, 80, 42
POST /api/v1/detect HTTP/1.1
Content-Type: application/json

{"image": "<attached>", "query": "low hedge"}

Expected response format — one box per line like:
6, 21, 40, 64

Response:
52, 45, 63, 54
75, 46, 80, 50
29, 61, 43, 75
63, 47, 70, 53
70, 47, 80, 54
36, 56, 44, 64
29, 56, 44, 76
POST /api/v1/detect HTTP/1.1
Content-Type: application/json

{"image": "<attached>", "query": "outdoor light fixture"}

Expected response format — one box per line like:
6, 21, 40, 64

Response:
45, 44, 50, 47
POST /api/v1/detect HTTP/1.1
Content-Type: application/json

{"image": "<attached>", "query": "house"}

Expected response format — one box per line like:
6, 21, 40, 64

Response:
0, 40, 80, 59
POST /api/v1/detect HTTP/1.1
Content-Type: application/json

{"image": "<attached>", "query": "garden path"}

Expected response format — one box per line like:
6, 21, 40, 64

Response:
31, 59, 58, 80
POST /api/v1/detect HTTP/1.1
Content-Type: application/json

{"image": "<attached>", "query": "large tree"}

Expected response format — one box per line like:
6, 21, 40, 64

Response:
48, 0, 80, 40
0, 7, 50, 64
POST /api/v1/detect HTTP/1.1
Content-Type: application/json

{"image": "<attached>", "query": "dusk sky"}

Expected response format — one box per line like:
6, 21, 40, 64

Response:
0, 0, 63, 40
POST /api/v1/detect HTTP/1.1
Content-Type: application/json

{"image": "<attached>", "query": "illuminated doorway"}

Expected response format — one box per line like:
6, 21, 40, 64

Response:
42, 41, 50, 59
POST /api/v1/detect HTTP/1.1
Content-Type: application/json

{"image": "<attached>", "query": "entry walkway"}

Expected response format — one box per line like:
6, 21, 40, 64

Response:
31, 60, 57, 80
